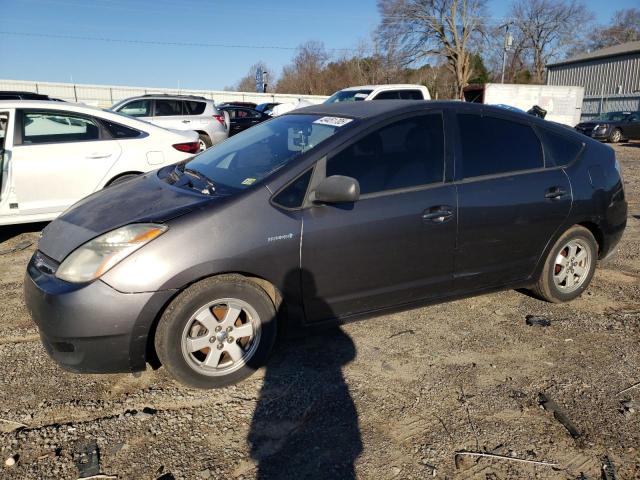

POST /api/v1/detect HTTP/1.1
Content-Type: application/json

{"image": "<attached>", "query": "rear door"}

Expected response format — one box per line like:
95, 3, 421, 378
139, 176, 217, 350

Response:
228, 108, 264, 136
452, 110, 572, 290
11, 109, 121, 216
0, 109, 11, 205
301, 112, 457, 322
152, 99, 185, 130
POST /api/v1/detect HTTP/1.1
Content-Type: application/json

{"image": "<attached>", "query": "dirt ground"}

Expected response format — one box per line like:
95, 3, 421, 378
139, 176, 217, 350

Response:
0, 143, 638, 480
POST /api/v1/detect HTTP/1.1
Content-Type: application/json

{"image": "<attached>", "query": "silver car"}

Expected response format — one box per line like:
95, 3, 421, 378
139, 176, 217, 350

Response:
110, 94, 229, 151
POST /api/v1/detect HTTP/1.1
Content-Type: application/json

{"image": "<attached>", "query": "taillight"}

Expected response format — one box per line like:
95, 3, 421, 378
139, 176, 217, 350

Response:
173, 142, 200, 154
213, 114, 225, 126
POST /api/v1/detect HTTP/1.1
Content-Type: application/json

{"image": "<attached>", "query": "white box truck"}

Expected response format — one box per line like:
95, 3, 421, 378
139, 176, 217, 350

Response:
463, 83, 585, 126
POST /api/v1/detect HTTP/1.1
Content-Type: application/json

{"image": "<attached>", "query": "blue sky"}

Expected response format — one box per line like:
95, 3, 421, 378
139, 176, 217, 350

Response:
1, 0, 637, 90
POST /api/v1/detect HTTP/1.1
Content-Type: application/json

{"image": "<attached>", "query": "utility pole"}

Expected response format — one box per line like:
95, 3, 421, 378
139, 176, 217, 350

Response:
500, 23, 513, 84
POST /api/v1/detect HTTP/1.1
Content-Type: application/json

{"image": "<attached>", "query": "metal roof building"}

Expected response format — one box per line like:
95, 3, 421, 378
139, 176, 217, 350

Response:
546, 41, 640, 120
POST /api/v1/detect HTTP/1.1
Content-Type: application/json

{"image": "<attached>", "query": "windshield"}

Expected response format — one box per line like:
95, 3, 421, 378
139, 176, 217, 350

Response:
181, 114, 354, 191
324, 89, 373, 104
592, 112, 630, 122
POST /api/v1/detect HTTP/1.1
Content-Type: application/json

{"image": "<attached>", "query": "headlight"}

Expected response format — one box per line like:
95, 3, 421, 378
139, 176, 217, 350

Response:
56, 224, 167, 283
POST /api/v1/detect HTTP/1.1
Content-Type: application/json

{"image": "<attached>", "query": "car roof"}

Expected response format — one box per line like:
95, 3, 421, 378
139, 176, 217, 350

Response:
292, 100, 457, 119
338, 84, 428, 92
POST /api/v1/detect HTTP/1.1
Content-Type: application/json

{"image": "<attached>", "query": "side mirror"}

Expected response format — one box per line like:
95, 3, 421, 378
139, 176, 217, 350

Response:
311, 175, 360, 204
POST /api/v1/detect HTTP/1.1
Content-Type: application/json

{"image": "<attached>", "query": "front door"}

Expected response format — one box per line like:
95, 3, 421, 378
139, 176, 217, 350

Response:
11, 109, 121, 216
453, 111, 572, 290
301, 113, 457, 322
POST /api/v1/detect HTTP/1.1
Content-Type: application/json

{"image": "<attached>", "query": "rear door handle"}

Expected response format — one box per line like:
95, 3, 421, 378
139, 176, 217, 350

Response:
545, 186, 567, 199
181, 120, 191, 123
422, 205, 454, 223
86, 153, 112, 159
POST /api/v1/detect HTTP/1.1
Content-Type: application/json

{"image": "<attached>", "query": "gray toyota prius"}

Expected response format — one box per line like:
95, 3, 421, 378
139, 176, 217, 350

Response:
24, 101, 627, 389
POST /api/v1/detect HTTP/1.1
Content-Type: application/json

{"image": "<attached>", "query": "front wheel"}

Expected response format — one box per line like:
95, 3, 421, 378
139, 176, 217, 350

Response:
155, 276, 277, 388
609, 128, 622, 143
533, 226, 598, 303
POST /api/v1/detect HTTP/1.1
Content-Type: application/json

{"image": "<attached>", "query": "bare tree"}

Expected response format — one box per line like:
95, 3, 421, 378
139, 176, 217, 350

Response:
276, 41, 329, 95
510, 0, 592, 83
587, 8, 640, 50
377, 0, 486, 98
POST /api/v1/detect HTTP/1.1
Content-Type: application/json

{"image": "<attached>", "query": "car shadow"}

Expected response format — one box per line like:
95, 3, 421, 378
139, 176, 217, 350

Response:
247, 268, 362, 479
620, 142, 640, 148
0, 222, 47, 244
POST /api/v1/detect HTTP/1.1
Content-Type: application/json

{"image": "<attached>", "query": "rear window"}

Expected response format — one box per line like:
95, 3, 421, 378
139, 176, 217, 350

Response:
155, 99, 182, 116
103, 120, 142, 139
457, 114, 543, 178
373, 90, 400, 100
537, 128, 583, 167
184, 101, 206, 115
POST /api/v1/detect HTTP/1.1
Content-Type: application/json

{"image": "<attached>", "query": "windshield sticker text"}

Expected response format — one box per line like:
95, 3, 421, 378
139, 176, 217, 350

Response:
313, 116, 353, 127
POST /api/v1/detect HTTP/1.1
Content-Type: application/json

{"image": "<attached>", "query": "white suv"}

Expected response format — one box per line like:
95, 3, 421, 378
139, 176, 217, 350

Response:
111, 95, 229, 151
324, 84, 431, 103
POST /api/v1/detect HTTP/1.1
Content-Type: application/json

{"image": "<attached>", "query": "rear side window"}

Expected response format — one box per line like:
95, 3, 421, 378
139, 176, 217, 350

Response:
399, 90, 424, 100
457, 114, 543, 178
184, 101, 206, 115
22, 111, 100, 144
272, 169, 313, 209
155, 100, 182, 116
102, 120, 142, 139
119, 99, 150, 117
373, 90, 400, 100
537, 128, 583, 167
326, 114, 444, 195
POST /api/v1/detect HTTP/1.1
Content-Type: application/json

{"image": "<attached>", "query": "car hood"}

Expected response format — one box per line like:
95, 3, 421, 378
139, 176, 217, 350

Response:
38, 172, 214, 262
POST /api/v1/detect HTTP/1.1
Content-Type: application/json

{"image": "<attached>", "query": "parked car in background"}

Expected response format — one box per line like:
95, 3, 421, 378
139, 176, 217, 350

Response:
217, 101, 257, 109
24, 101, 626, 389
0, 100, 199, 226
0, 91, 62, 101
324, 84, 431, 104
575, 111, 640, 143
217, 105, 271, 136
255, 102, 280, 115
110, 94, 228, 151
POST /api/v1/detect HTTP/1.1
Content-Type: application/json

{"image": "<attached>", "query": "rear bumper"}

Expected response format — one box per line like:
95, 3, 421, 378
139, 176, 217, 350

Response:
24, 253, 175, 373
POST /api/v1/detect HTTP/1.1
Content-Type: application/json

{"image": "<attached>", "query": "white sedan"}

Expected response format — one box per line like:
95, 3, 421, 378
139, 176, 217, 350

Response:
0, 100, 200, 226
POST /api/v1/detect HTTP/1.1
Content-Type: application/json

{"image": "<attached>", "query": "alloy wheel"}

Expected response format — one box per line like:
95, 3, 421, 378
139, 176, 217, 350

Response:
552, 240, 591, 293
180, 298, 261, 376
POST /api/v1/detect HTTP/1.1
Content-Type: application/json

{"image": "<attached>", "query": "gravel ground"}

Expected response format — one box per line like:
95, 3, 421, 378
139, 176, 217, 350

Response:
0, 143, 638, 480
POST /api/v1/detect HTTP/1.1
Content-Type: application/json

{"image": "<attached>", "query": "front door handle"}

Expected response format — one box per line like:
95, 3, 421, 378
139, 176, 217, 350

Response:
86, 153, 112, 159
545, 186, 567, 199
182, 120, 191, 123
422, 205, 454, 223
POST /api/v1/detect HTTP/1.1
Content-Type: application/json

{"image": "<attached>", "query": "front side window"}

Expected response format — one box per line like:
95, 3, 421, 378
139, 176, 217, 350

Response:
155, 100, 182, 116
22, 111, 100, 144
118, 99, 151, 117
592, 111, 629, 122
272, 169, 313, 209
181, 114, 352, 191
457, 114, 543, 178
326, 114, 444, 195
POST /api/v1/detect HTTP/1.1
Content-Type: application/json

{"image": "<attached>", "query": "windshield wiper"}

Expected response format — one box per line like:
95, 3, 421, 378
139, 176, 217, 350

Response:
171, 163, 216, 195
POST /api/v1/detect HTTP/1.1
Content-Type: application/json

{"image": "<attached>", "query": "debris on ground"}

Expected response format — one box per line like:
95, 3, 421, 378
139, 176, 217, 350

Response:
620, 399, 639, 417
0, 240, 33, 255
538, 393, 581, 439
616, 381, 640, 396
453, 450, 558, 468
4, 454, 18, 467
74, 439, 101, 478
601, 456, 617, 480
525, 315, 551, 327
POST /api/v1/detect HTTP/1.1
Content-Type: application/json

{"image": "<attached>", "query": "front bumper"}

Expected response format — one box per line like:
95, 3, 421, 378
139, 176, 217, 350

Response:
575, 127, 609, 140
24, 253, 175, 373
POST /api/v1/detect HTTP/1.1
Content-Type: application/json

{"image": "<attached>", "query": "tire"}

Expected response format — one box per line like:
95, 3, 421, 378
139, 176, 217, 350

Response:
198, 133, 212, 152
533, 226, 598, 303
155, 275, 277, 389
107, 173, 140, 187
609, 128, 622, 143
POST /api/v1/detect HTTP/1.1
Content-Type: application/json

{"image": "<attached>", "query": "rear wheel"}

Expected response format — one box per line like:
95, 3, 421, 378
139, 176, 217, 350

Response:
609, 128, 622, 143
533, 226, 598, 303
155, 276, 277, 389
198, 133, 212, 152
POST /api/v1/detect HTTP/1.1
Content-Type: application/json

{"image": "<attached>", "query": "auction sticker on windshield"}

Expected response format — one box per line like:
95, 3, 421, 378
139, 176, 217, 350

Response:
313, 116, 353, 127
